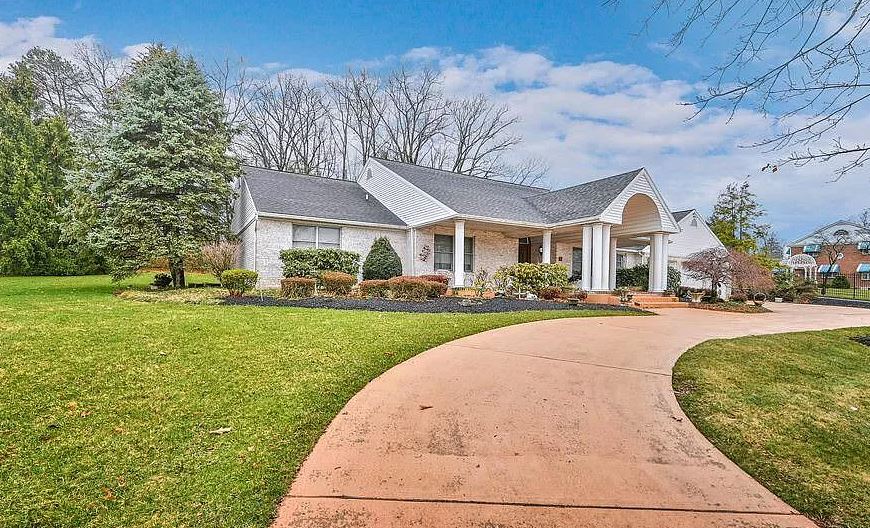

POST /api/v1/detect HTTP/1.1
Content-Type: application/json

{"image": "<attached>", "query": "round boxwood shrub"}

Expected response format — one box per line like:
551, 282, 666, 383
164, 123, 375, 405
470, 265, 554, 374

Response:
280, 277, 316, 298
321, 271, 356, 295
425, 280, 448, 298
221, 269, 258, 296
362, 237, 403, 280
151, 273, 172, 288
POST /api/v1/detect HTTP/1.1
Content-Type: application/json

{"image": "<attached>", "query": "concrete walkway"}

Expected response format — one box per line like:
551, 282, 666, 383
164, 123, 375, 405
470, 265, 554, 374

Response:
273, 303, 870, 527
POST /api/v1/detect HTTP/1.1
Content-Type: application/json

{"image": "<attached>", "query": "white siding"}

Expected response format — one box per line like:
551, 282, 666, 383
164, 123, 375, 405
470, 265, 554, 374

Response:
641, 210, 726, 289
237, 219, 257, 271
359, 159, 454, 226
601, 170, 679, 233
231, 179, 257, 235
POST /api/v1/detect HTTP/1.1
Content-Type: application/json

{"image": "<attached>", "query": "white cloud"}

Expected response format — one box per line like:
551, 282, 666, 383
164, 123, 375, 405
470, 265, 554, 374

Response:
413, 46, 869, 241
121, 42, 151, 59
0, 16, 97, 69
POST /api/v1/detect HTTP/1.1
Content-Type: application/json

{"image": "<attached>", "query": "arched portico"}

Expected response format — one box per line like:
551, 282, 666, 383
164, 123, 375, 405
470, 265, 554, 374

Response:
575, 191, 676, 293
787, 253, 817, 281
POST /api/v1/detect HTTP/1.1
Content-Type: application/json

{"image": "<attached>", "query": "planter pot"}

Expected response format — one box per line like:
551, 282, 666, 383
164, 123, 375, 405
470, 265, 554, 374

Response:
689, 292, 705, 304
775, 297, 783, 303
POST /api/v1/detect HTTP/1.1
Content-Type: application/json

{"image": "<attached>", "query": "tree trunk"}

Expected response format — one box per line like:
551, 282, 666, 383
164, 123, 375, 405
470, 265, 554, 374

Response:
170, 257, 186, 288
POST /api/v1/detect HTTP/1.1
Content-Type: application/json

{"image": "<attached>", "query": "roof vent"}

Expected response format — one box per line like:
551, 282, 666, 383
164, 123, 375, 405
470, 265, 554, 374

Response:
365, 193, 369, 200
366, 168, 373, 179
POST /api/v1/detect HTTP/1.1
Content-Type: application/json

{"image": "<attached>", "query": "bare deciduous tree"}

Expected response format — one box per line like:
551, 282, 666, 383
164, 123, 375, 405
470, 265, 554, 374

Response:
612, 0, 870, 178
446, 95, 520, 178
684, 247, 732, 297
381, 68, 449, 164
326, 70, 386, 169
237, 73, 334, 175
814, 229, 850, 292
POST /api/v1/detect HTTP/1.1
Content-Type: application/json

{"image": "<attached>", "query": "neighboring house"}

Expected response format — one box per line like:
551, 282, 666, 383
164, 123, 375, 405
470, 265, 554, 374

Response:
636, 209, 727, 289
785, 220, 870, 287
233, 158, 690, 292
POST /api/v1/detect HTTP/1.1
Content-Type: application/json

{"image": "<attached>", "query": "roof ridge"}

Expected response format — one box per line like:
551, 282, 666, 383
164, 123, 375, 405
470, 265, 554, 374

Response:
241, 164, 360, 184
529, 168, 643, 197
372, 157, 549, 191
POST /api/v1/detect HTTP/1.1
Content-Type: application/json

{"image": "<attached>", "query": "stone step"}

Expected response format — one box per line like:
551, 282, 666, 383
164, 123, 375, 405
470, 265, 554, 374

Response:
635, 301, 688, 309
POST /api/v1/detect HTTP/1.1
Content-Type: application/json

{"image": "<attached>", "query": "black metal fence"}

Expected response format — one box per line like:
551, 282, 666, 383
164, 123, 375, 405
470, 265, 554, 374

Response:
818, 272, 870, 301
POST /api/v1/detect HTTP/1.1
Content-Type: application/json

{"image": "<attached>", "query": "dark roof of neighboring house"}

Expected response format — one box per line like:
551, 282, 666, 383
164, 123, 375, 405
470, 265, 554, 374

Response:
373, 158, 550, 223
671, 209, 695, 222
525, 169, 643, 223
373, 158, 642, 224
241, 165, 406, 226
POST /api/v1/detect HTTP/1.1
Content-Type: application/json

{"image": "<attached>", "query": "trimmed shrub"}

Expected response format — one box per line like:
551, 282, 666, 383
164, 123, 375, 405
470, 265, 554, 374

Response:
221, 269, 258, 296
419, 274, 449, 285
386, 276, 431, 300
425, 280, 448, 298
280, 277, 316, 298
828, 275, 851, 289
493, 263, 568, 294
538, 286, 563, 300
362, 237, 403, 280
359, 279, 389, 298
152, 273, 172, 288
280, 248, 360, 278
321, 271, 356, 295
617, 264, 681, 291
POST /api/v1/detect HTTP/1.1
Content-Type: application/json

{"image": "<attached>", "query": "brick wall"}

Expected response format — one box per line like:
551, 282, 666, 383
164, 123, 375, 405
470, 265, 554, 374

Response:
790, 243, 870, 286
412, 226, 519, 285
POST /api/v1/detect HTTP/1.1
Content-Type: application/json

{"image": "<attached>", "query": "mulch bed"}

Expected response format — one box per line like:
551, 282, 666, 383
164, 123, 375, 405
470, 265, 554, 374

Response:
814, 297, 870, 310
223, 295, 648, 314
851, 335, 870, 347
689, 302, 772, 314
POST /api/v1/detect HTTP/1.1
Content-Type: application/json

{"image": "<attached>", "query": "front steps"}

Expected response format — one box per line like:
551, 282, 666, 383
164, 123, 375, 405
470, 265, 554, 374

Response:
585, 292, 688, 309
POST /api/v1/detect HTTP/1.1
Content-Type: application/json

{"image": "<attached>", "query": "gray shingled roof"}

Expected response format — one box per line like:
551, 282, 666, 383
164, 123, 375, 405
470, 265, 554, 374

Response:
671, 209, 694, 222
374, 159, 550, 223
525, 169, 643, 223
242, 166, 405, 226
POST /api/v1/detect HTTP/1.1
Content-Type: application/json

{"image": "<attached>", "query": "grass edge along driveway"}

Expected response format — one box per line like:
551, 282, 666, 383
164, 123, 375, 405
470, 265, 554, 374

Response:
0, 275, 634, 528
674, 328, 870, 528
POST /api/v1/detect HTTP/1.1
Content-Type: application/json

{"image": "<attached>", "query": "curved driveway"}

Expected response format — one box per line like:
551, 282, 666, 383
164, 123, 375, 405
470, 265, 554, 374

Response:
273, 303, 870, 527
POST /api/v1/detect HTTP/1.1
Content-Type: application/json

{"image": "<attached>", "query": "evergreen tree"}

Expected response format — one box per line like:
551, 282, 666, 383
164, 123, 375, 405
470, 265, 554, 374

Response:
0, 69, 88, 275
78, 45, 238, 286
708, 181, 768, 253
362, 237, 403, 280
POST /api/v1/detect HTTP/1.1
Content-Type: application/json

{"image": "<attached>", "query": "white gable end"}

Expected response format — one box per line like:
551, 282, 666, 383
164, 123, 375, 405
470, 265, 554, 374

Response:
358, 159, 454, 227
600, 169, 679, 233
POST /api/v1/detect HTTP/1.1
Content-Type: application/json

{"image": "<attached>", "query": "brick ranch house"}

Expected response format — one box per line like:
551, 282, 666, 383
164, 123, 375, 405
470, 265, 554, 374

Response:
232, 158, 724, 291
785, 220, 870, 288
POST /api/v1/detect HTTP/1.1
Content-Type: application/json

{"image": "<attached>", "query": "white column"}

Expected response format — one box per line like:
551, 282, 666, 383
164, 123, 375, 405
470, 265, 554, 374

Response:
659, 233, 670, 292
541, 229, 553, 264
453, 220, 465, 287
591, 223, 604, 291
609, 237, 618, 290
649, 233, 664, 292
599, 224, 611, 291
581, 225, 593, 291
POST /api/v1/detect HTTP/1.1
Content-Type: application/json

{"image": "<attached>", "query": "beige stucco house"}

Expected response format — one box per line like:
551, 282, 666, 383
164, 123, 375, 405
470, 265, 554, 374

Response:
233, 158, 696, 291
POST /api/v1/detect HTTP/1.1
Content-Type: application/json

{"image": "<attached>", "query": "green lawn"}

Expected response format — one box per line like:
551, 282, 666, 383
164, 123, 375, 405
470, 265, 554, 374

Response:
0, 275, 629, 528
819, 287, 870, 302
674, 329, 870, 528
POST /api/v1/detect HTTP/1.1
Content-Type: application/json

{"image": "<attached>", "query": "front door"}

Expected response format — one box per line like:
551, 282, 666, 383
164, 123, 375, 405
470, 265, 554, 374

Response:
571, 247, 583, 279
518, 238, 532, 263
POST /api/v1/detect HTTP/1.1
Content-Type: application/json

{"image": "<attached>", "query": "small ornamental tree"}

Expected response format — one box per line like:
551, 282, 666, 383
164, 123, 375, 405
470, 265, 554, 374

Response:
74, 45, 238, 287
200, 241, 240, 282
683, 247, 731, 299
362, 237, 403, 280
729, 249, 774, 297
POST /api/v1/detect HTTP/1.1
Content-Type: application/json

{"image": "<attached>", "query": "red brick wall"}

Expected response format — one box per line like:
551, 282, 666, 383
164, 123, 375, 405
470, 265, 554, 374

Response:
790, 244, 870, 287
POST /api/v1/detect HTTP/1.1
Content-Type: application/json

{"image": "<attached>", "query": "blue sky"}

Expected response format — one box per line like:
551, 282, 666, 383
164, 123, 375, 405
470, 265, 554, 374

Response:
2, 1, 868, 242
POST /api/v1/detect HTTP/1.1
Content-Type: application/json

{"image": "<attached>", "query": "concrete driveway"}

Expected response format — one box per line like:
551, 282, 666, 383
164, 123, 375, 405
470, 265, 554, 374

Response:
273, 303, 870, 527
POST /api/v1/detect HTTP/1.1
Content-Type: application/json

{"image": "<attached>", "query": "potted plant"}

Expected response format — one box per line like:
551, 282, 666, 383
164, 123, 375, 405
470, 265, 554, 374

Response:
689, 290, 705, 304
614, 287, 633, 304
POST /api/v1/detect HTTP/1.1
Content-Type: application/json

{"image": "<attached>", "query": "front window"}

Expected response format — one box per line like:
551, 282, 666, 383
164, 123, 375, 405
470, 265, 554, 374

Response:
433, 234, 474, 272
293, 225, 341, 249
859, 241, 870, 253
803, 244, 821, 254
